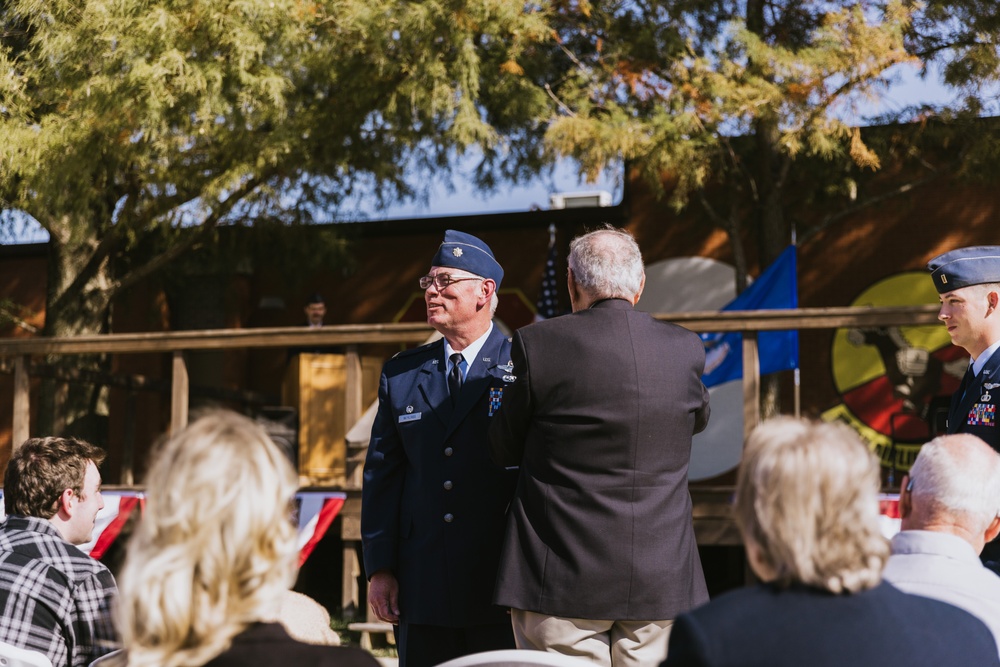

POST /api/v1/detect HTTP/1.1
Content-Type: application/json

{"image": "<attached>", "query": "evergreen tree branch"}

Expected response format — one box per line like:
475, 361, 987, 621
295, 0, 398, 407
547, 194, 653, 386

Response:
114, 175, 265, 294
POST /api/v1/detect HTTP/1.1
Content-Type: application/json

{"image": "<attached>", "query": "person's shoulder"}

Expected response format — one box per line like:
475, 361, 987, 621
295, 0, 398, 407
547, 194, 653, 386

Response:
678, 583, 771, 625
51, 539, 113, 584
1, 548, 112, 603
208, 624, 380, 667
276, 643, 380, 667
517, 315, 569, 337
885, 585, 1000, 664
886, 580, 984, 616
642, 312, 701, 337
318, 646, 382, 667
880, 580, 997, 628
383, 339, 442, 372
0, 516, 109, 579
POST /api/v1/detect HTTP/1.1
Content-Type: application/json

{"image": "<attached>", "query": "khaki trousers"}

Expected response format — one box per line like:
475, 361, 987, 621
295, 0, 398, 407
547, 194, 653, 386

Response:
511, 609, 673, 667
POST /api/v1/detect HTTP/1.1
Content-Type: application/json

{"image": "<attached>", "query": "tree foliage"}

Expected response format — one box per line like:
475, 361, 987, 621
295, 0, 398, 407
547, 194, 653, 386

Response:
0, 0, 551, 434
526, 0, 1000, 280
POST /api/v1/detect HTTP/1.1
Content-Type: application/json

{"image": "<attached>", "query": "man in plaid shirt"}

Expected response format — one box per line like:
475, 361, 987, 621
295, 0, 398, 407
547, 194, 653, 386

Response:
0, 436, 119, 667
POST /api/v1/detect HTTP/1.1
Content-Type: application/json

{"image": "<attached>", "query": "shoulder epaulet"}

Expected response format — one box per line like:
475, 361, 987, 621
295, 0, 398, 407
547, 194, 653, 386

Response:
390, 340, 440, 360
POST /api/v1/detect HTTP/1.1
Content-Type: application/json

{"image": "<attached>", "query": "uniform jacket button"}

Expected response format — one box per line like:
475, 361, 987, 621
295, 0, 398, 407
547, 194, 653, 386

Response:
444, 513, 454, 523
444, 447, 454, 456
443, 480, 453, 490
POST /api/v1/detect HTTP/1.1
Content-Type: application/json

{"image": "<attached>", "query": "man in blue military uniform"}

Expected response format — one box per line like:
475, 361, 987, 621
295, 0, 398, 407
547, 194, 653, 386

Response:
362, 230, 517, 667
928, 245, 1000, 571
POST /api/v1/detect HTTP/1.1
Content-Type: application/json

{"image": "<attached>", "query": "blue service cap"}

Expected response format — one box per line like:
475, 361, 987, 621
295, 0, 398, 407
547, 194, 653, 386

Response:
431, 230, 504, 288
927, 246, 1000, 294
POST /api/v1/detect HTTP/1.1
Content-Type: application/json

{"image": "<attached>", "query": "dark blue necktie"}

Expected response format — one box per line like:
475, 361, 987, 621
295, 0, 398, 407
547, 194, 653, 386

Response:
449, 353, 463, 405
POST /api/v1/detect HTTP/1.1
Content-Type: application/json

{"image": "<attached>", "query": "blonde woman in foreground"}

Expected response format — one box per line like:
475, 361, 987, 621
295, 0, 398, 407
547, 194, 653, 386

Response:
662, 417, 1000, 667
116, 410, 379, 667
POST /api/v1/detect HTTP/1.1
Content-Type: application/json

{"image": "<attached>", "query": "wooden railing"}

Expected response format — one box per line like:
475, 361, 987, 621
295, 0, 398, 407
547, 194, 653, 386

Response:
0, 305, 941, 454
0, 305, 943, 552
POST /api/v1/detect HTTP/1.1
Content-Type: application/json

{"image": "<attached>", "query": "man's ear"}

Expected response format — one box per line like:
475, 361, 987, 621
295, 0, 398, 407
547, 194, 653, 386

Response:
56, 488, 77, 520
986, 516, 1000, 544
479, 279, 496, 306
567, 268, 584, 312
631, 273, 646, 306
898, 474, 913, 519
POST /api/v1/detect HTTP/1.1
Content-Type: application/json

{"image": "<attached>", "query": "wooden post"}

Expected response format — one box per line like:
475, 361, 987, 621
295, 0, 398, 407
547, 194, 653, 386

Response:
171, 351, 189, 434
345, 344, 362, 431
742, 332, 760, 443
121, 390, 137, 485
12, 355, 30, 450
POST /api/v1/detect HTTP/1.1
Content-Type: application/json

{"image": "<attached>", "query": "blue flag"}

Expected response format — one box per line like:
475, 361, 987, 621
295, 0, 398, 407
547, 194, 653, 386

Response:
701, 245, 799, 388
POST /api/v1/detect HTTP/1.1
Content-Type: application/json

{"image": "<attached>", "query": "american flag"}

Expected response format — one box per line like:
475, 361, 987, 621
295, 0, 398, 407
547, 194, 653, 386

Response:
535, 224, 561, 321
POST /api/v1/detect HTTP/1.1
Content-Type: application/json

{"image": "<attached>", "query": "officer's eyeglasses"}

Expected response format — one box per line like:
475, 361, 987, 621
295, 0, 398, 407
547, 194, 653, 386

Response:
419, 273, 482, 290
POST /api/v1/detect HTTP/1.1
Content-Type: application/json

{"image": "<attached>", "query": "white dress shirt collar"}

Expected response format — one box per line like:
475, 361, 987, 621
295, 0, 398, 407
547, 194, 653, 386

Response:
444, 322, 494, 378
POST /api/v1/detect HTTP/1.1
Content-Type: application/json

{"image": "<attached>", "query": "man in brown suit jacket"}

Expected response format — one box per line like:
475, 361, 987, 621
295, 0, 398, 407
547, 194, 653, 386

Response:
489, 226, 711, 667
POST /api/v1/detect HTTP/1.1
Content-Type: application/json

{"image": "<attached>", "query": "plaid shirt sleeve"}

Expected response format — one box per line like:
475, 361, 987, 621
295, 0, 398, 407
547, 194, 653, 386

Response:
70, 566, 119, 667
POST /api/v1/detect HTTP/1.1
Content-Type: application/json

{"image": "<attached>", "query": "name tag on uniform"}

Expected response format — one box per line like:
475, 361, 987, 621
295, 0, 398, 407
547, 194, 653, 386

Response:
399, 413, 422, 423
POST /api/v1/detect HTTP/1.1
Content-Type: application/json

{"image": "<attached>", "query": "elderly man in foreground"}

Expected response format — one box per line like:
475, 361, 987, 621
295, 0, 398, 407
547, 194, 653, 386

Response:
883, 433, 1000, 651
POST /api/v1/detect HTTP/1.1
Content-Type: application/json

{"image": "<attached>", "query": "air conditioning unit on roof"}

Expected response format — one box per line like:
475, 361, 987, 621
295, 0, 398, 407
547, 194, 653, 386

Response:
549, 190, 612, 209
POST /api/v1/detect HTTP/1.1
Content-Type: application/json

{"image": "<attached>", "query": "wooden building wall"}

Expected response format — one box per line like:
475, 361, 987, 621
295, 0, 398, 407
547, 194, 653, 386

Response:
1, 169, 998, 481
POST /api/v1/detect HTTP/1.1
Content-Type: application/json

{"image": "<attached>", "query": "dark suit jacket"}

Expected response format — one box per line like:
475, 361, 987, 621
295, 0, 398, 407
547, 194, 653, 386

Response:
203, 623, 380, 667
489, 298, 710, 620
362, 325, 518, 627
948, 352, 1000, 450
662, 582, 1000, 667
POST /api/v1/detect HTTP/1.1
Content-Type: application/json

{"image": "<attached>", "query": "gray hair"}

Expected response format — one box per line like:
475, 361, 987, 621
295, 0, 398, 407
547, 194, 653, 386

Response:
736, 417, 888, 594
568, 227, 644, 300
909, 434, 1000, 533
437, 267, 499, 316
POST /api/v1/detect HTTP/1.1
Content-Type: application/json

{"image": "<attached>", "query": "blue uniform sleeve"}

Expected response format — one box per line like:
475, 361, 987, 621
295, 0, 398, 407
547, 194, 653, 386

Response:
361, 369, 407, 578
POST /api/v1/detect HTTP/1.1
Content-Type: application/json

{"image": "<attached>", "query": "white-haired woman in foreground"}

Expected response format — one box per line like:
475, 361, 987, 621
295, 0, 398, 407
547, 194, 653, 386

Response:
662, 417, 1000, 667
116, 410, 379, 667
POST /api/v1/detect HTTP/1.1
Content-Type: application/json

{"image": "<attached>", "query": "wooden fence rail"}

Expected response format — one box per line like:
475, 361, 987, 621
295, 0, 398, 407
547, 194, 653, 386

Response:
0, 305, 941, 455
